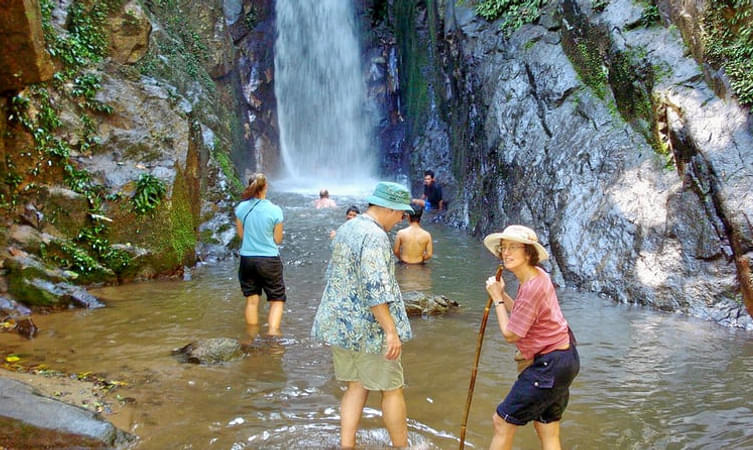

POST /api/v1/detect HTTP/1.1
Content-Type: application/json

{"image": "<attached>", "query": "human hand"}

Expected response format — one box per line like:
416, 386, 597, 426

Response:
485, 275, 505, 298
383, 332, 402, 360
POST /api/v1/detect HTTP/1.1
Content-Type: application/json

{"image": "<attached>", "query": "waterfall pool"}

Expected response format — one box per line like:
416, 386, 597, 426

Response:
1, 191, 752, 448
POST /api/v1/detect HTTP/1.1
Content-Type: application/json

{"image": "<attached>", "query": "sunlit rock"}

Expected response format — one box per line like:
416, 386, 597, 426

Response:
402, 291, 460, 317
0, 0, 54, 90
174, 337, 243, 364
106, 0, 151, 64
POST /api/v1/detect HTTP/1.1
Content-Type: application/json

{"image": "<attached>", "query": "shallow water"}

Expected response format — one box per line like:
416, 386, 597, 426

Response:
2, 191, 752, 449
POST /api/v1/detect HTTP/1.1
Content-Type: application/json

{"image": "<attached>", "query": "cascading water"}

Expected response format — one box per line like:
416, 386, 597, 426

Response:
274, 0, 376, 191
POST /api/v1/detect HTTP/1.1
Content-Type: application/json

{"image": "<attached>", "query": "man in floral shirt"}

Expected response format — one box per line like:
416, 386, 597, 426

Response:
312, 181, 414, 448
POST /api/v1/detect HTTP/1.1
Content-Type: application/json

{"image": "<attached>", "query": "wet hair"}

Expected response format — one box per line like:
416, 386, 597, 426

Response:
319, 189, 329, 198
423, 169, 435, 179
407, 204, 423, 223
242, 173, 267, 200
345, 205, 360, 216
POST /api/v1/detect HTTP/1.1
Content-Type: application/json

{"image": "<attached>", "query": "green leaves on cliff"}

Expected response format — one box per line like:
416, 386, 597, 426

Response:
704, 0, 753, 106
137, 0, 213, 89
131, 173, 167, 215
473, 0, 546, 34
40, 0, 111, 69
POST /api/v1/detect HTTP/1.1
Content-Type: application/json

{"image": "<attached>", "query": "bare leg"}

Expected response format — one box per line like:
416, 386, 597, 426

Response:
533, 420, 561, 450
242, 324, 260, 346
490, 413, 517, 450
245, 294, 260, 325
267, 300, 284, 335
341, 381, 369, 448
381, 388, 408, 447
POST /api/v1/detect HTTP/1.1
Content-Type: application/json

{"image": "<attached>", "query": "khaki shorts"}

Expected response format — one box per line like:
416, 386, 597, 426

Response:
331, 346, 405, 391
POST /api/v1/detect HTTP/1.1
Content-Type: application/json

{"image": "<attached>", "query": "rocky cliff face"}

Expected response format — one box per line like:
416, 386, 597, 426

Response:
393, 0, 752, 328
2, 0, 750, 330
0, 0, 255, 316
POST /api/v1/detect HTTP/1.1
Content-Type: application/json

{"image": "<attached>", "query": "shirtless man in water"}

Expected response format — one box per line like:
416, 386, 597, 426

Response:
314, 189, 337, 209
393, 206, 433, 264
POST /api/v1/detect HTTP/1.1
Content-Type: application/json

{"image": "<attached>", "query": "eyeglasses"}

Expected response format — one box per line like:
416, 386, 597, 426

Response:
499, 244, 525, 253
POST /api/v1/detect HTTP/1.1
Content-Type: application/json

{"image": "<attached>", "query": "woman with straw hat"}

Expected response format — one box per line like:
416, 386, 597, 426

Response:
482, 225, 580, 450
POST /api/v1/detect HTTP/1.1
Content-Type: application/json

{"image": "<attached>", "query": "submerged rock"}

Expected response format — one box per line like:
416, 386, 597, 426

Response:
402, 291, 460, 317
173, 337, 243, 364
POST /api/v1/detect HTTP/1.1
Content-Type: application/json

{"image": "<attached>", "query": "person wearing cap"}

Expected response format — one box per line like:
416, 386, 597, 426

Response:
482, 225, 580, 450
312, 182, 414, 448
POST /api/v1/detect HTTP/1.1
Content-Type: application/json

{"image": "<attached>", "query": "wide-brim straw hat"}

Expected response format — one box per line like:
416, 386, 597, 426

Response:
365, 182, 414, 213
483, 225, 549, 261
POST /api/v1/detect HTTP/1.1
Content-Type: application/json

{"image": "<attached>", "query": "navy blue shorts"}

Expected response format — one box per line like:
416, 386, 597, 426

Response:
497, 343, 580, 425
238, 255, 286, 301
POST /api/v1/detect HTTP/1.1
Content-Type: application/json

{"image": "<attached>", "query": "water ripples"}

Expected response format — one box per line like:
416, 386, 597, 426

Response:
1, 192, 751, 447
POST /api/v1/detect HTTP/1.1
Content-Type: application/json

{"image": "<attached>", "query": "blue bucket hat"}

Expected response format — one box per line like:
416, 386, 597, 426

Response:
365, 182, 414, 213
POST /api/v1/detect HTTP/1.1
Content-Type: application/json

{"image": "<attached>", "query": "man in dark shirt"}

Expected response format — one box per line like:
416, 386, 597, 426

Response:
413, 170, 444, 211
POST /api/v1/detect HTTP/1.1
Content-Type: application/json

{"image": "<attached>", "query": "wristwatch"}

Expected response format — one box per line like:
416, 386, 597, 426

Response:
494, 301, 504, 307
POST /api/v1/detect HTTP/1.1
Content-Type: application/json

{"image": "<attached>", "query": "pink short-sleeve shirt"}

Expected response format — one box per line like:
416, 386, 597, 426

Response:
506, 267, 570, 360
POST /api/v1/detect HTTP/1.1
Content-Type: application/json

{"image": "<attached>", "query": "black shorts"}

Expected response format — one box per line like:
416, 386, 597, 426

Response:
238, 255, 286, 301
496, 343, 580, 425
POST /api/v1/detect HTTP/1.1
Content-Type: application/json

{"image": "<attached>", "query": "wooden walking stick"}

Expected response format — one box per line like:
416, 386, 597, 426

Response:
459, 264, 503, 450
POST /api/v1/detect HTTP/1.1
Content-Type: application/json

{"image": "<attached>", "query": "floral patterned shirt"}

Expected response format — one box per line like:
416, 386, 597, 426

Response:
311, 213, 412, 353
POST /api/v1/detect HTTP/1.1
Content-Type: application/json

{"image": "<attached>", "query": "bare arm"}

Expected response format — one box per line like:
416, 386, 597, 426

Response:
273, 222, 283, 244
423, 236, 433, 261
370, 303, 402, 360
486, 277, 521, 343
393, 233, 402, 258
235, 218, 243, 239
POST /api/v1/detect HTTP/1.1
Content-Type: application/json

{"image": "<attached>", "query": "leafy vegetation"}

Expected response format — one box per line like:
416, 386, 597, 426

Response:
212, 138, 243, 196
704, 0, 753, 106
592, 0, 610, 12
136, 0, 213, 90
473, 0, 546, 35
0, 0, 138, 278
131, 173, 167, 215
39, 0, 114, 71
639, 4, 660, 28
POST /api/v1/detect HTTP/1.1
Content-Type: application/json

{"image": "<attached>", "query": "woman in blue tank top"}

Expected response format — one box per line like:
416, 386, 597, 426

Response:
234, 173, 286, 335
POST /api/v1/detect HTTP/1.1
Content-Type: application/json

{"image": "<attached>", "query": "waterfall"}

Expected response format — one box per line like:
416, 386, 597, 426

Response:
274, 0, 376, 190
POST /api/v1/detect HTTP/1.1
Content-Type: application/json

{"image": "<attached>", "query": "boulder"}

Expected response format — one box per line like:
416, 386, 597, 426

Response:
3, 252, 78, 284
0, 296, 32, 317
0, 0, 54, 91
0, 378, 134, 447
106, 0, 151, 64
8, 278, 104, 309
8, 225, 55, 254
402, 291, 460, 317
173, 337, 243, 364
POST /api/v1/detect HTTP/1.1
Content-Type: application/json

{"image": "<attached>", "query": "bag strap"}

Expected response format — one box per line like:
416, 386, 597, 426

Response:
241, 199, 262, 227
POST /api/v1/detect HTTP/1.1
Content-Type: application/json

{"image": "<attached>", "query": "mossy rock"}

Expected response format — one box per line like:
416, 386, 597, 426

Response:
3, 253, 76, 284
39, 239, 118, 285
35, 186, 90, 240
7, 276, 103, 308
104, 166, 197, 277
7, 276, 59, 306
